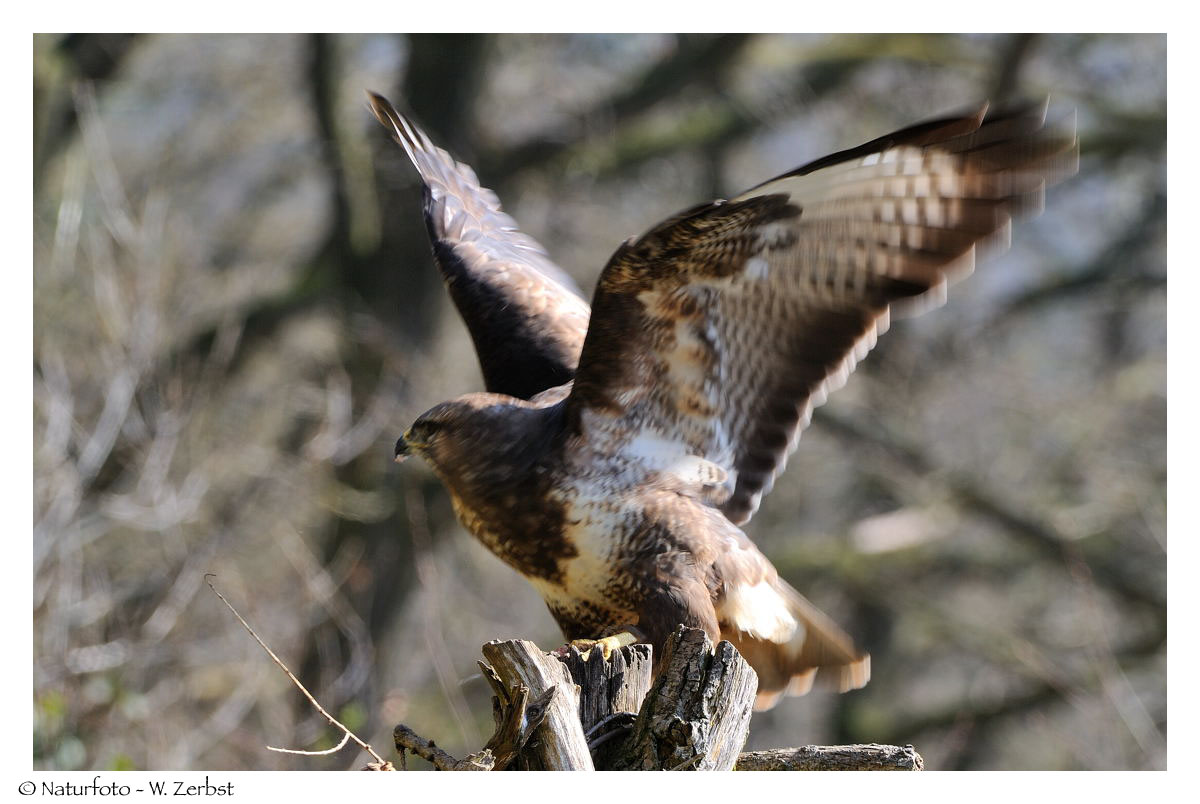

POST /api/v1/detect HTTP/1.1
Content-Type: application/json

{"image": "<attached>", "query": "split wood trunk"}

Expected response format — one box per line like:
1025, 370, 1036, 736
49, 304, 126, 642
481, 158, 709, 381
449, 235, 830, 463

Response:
390, 625, 922, 771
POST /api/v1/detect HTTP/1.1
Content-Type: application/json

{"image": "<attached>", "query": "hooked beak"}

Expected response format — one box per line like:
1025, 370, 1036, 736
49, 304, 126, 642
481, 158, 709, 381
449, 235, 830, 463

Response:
394, 433, 412, 463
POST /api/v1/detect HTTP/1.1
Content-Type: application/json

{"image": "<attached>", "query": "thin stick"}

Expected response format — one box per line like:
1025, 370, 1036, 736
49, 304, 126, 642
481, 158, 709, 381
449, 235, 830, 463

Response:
267, 731, 351, 756
205, 574, 389, 766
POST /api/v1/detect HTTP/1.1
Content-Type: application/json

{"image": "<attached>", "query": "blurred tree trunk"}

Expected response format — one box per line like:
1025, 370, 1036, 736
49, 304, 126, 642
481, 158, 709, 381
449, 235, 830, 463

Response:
34, 34, 140, 183
293, 34, 494, 763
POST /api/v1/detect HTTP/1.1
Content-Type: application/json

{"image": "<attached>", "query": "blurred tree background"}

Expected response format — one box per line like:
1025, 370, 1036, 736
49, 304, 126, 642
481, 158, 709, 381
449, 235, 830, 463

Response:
31, 33, 1166, 771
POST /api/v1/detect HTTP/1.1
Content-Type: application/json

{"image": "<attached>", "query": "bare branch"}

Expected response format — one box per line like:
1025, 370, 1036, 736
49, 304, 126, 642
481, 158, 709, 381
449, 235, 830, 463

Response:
393, 724, 495, 771
737, 743, 924, 771
988, 33, 1039, 104
818, 410, 1165, 611
479, 34, 756, 181
205, 575, 389, 766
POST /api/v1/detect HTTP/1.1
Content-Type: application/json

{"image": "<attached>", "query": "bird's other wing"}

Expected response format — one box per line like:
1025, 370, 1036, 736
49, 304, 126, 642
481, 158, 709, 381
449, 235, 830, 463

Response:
368, 92, 591, 400
566, 100, 1077, 525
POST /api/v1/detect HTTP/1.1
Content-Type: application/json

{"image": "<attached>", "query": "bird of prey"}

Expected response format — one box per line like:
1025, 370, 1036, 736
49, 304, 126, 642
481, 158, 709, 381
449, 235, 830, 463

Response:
368, 91, 1077, 708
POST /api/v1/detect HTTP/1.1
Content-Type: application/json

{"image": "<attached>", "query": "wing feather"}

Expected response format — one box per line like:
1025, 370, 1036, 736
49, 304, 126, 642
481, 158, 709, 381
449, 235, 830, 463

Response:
567, 101, 1078, 524
368, 92, 591, 400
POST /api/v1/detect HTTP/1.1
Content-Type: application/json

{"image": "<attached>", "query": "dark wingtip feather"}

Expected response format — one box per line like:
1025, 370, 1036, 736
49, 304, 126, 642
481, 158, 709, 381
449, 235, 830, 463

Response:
365, 89, 395, 129
365, 90, 427, 164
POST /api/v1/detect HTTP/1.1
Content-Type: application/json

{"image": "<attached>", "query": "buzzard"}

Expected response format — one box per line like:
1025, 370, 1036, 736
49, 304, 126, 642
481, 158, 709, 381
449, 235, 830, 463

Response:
369, 92, 1077, 708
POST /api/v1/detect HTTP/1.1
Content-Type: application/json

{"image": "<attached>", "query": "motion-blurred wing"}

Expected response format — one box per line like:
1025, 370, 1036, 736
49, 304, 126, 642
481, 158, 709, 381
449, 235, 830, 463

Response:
567, 101, 1077, 525
368, 92, 591, 400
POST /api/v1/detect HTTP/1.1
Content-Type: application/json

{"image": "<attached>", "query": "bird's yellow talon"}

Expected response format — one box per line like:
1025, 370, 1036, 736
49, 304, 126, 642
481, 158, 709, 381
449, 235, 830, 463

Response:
570, 631, 638, 661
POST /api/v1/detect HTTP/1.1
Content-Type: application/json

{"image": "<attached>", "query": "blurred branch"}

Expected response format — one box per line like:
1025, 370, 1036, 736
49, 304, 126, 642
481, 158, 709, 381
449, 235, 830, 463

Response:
984, 191, 1166, 327
153, 33, 488, 383
479, 34, 756, 181
59, 34, 139, 82
277, 528, 375, 708
1079, 110, 1166, 163
560, 32, 984, 185
801, 33, 973, 68
988, 33, 1039, 105
835, 556, 1164, 767
818, 411, 1165, 611
1065, 535, 1167, 766
587, 101, 762, 182
400, 34, 490, 156
578, 55, 873, 185
34, 34, 140, 183
868, 626, 1164, 749
310, 33, 354, 259
405, 482, 483, 749
608, 35, 754, 122
278, 32, 486, 763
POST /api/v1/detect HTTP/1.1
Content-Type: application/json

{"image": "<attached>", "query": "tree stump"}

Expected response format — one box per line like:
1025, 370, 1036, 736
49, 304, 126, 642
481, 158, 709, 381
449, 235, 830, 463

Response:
607, 627, 756, 770
390, 626, 923, 771
553, 641, 653, 768
477, 639, 593, 770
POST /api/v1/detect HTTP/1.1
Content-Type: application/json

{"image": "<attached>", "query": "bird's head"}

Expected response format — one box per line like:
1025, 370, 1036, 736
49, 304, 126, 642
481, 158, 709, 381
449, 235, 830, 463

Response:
394, 393, 559, 491
394, 400, 465, 467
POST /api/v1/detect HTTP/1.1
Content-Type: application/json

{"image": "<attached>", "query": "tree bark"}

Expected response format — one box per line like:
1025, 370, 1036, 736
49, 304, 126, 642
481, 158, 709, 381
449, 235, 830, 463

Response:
391, 628, 922, 771
479, 639, 594, 770
554, 642, 653, 768
737, 743, 924, 771
611, 627, 757, 771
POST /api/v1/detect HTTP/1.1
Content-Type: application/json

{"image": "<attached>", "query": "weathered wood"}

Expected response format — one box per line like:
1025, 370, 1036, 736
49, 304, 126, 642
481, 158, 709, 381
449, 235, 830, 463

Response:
555, 643, 654, 733
480, 639, 595, 770
554, 642, 653, 768
612, 626, 757, 771
476, 679, 557, 770
390, 632, 921, 771
737, 743, 924, 771
393, 724, 495, 770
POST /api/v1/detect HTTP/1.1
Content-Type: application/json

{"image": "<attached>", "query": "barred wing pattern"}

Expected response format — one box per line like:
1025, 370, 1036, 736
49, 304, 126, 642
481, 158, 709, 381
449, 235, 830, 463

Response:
368, 93, 591, 400
568, 101, 1078, 525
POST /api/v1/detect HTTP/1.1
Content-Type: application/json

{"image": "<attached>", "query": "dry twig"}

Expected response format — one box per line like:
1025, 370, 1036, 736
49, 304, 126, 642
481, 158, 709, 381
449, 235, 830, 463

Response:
205, 575, 391, 767
393, 724, 495, 771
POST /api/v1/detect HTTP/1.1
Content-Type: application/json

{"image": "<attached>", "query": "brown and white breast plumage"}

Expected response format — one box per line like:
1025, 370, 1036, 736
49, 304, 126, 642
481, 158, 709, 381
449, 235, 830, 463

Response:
371, 92, 1076, 708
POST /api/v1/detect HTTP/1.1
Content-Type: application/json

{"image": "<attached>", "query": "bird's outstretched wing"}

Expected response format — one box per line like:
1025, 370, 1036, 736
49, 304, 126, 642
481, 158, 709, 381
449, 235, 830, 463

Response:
567, 101, 1078, 525
368, 92, 591, 400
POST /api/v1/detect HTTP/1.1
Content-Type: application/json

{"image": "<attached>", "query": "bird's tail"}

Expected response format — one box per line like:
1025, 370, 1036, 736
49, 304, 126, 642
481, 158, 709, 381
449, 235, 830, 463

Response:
721, 578, 869, 710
